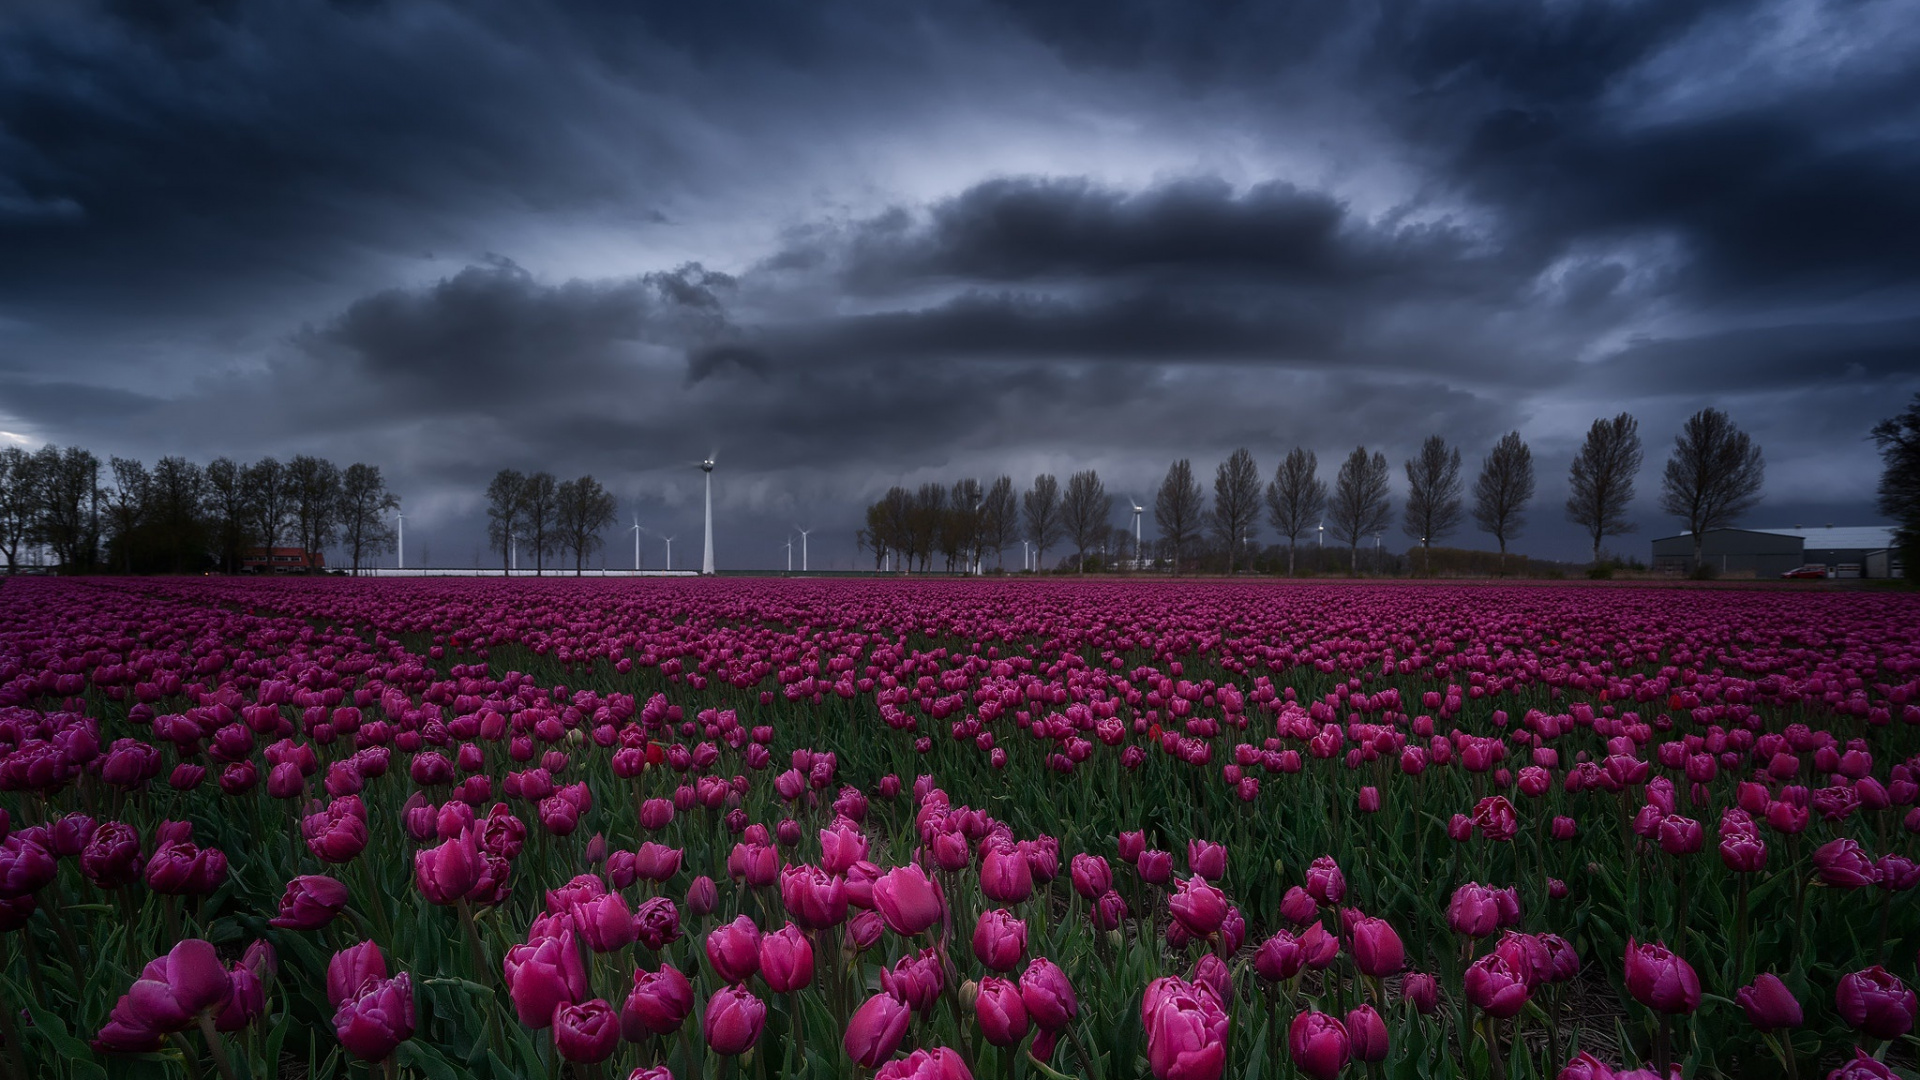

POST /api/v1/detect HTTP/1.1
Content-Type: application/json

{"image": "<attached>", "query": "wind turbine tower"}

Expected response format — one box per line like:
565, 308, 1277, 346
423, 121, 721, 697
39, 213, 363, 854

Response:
700, 458, 716, 575
663, 536, 675, 572
1127, 496, 1145, 566
796, 527, 811, 573
631, 515, 642, 570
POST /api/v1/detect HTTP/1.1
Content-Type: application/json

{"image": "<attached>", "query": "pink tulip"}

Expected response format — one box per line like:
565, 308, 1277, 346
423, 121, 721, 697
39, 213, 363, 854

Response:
1070, 853, 1111, 899
1736, 973, 1802, 1032
873, 863, 945, 936
705, 914, 762, 984
553, 999, 619, 1064
503, 931, 587, 1028
621, 964, 693, 1039
1836, 966, 1916, 1039
1623, 938, 1699, 1015
759, 923, 814, 993
975, 976, 1029, 1047
327, 941, 388, 1008
845, 990, 911, 1067
1287, 1010, 1349, 1080
1304, 856, 1344, 904
271, 874, 350, 930
1142, 976, 1229, 1080
333, 973, 415, 1061
1020, 957, 1077, 1031
1349, 915, 1404, 977
1347, 1004, 1388, 1063
973, 908, 1028, 972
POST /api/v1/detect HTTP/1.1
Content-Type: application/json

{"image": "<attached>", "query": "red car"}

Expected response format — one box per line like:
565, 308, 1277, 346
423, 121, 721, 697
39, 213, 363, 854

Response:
1781, 564, 1827, 580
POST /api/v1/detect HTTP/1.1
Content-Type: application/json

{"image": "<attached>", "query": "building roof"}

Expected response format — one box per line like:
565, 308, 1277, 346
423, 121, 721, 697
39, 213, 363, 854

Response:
1749, 525, 1897, 550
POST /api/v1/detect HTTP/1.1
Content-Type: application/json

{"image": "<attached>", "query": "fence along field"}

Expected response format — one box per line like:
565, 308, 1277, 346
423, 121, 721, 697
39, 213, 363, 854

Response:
0, 575, 1917, 1080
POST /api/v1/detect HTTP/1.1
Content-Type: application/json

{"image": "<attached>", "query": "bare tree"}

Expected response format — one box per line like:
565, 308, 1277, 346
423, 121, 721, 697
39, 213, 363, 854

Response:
1154, 459, 1205, 573
1328, 446, 1391, 575
556, 474, 617, 574
1022, 474, 1063, 570
105, 457, 151, 573
204, 457, 249, 574
1872, 392, 1920, 573
339, 463, 401, 574
521, 471, 560, 575
1265, 448, 1326, 576
1565, 413, 1643, 564
1660, 407, 1765, 570
286, 455, 341, 572
485, 469, 528, 575
0, 446, 38, 573
34, 445, 103, 572
909, 483, 947, 572
243, 457, 292, 560
1060, 470, 1113, 572
149, 457, 208, 573
1402, 436, 1464, 576
942, 478, 983, 572
1209, 448, 1261, 574
980, 475, 1019, 569
1471, 432, 1534, 575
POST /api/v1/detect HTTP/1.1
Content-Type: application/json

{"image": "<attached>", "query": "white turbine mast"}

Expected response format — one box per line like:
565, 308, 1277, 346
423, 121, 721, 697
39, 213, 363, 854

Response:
784, 535, 793, 573
662, 536, 676, 572
631, 514, 643, 571
796, 526, 811, 573
1127, 495, 1145, 565
700, 455, 716, 576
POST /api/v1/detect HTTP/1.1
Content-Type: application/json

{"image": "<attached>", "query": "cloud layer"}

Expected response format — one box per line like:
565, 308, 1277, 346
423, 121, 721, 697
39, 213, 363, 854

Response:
2, 0, 1916, 568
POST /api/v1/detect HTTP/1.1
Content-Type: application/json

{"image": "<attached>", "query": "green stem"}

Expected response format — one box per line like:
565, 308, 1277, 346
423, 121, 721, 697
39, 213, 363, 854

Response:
195, 1012, 241, 1080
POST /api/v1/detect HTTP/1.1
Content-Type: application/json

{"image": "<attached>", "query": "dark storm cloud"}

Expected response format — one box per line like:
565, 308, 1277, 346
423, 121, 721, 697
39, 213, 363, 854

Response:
1, 0, 1917, 567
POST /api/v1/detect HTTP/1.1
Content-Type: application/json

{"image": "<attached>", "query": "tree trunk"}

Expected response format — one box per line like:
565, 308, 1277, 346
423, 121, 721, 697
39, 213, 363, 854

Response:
1288, 541, 1296, 577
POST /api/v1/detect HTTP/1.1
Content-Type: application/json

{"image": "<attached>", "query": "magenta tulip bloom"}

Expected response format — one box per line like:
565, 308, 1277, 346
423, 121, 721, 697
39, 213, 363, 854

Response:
874, 1047, 974, 1080
575, 892, 638, 953
1736, 973, 1802, 1032
327, 941, 389, 1008
973, 908, 1028, 972
705, 914, 762, 985
1464, 953, 1531, 1019
414, 829, 481, 905
1347, 1004, 1388, 1063
1827, 1048, 1898, 1080
115, 939, 234, 1037
271, 874, 350, 930
873, 863, 945, 936
79, 822, 143, 889
1815, 839, 1881, 889
1448, 882, 1502, 938
845, 991, 911, 1067
1136, 848, 1174, 885
1623, 938, 1699, 1015
1019, 957, 1078, 1031
1168, 875, 1229, 937
1836, 966, 1917, 1039
621, 964, 693, 1039
1288, 1010, 1350, 1080
1071, 854, 1111, 900
980, 844, 1034, 902
334, 973, 415, 1061
703, 985, 766, 1056
780, 863, 848, 930
1349, 915, 1404, 978
759, 923, 814, 993
1253, 931, 1304, 983
1142, 977, 1229, 1080
1279, 886, 1317, 926
553, 999, 619, 1064
976, 976, 1029, 1047
1304, 856, 1345, 905
1187, 839, 1227, 881
503, 931, 588, 1028
1402, 971, 1440, 1015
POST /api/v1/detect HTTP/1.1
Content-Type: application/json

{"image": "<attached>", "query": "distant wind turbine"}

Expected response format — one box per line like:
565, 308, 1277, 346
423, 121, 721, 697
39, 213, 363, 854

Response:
783, 536, 793, 572
1126, 495, 1144, 564
796, 527, 811, 573
631, 514, 643, 570
662, 535, 676, 572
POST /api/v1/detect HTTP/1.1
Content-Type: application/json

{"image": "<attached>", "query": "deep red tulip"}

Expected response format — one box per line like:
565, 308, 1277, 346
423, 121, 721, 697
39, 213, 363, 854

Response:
779, 863, 848, 930
1402, 971, 1440, 1014
1070, 853, 1111, 899
79, 822, 143, 889
1815, 839, 1881, 889
981, 844, 1034, 902
1827, 1047, 1897, 1080
634, 896, 683, 949
1187, 839, 1227, 880
414, 829, 481, 905
703, 986, 766, 1056
1465, 952, 1531, 1018
0, 834, 56, 898
1350, 915, 1404, 978
1169, 875, 1229, 937
874, 1047, 974, 1080
1136, 848, 1174, 885
328, 941, 388, 1008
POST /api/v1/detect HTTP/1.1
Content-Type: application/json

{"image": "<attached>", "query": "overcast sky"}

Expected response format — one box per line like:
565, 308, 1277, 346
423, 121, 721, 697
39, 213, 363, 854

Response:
3, 0, 1917, 569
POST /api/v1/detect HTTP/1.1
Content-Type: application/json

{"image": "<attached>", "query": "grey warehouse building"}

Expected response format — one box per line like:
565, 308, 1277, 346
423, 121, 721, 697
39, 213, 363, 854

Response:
1650, 525, 1903, 578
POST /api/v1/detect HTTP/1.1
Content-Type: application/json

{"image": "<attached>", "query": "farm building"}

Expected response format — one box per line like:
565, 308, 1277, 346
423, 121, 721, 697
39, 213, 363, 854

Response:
1650, 525, 1902, 578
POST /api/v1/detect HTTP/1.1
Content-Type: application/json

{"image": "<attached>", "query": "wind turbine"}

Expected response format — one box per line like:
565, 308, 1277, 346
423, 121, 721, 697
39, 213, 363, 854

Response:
396, 513, 404, 571
631, 515, 643, 571
662, 536, 676, 572
783, 536, 793, 572
796, 527, 811, 573
699, 456, 716, 576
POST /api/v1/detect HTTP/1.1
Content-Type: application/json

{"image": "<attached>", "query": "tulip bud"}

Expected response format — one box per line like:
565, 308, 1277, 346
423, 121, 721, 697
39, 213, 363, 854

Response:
1623, 938, 1700, 1015
621, 964, 693, 1039
844, 991, 910, 1067
975, 976, 1029, 1047
1288, 1010, 1350, 1080
1736, 973, 1802, 1032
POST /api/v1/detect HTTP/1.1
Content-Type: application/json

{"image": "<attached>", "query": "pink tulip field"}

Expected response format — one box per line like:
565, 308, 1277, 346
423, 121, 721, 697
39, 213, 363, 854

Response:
2, 575, 1919, 1080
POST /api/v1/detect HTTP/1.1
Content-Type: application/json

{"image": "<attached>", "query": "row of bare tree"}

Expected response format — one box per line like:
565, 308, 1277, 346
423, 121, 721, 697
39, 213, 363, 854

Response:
0, 445, 401, 574
856, 407, 1765, 574
482, 469, 618, 575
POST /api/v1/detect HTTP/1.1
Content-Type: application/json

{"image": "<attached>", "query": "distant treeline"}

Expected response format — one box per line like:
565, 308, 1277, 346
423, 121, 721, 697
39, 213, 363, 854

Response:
858, 407, 1782, 575
0, 446, 398, 575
